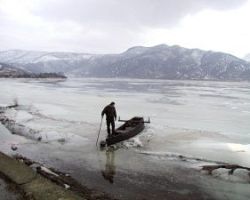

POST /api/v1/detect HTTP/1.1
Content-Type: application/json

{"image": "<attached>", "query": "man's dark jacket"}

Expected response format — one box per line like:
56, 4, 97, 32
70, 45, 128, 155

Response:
102, 104, 117, 121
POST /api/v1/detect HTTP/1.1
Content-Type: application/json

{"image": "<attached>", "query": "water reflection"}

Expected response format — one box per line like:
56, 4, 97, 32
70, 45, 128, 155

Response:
101, 148, 116, 184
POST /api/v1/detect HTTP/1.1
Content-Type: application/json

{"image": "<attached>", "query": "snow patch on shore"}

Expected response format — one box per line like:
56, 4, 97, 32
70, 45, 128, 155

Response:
140, 150, 250, 184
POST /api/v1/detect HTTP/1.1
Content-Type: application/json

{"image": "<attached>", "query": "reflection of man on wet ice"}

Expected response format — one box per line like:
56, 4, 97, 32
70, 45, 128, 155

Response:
101, 148, 116, 184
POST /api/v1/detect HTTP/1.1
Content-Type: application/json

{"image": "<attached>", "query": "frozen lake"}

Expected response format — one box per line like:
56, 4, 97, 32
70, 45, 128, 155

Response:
1, 78, 250, 199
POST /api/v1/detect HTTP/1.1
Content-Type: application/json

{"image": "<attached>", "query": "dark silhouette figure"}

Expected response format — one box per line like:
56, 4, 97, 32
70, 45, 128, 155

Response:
101, 148, 116, 184
101, 102, 117, 137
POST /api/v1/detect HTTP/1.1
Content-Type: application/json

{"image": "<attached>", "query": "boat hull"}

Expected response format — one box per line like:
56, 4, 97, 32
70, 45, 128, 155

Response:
101, 117, 145, 147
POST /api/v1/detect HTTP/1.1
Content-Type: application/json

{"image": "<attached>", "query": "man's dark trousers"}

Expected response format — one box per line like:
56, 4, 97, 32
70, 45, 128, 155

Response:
106, 119, 115, 137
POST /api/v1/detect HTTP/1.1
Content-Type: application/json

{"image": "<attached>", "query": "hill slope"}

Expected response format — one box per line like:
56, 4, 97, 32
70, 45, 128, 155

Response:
0, 63, 66, 78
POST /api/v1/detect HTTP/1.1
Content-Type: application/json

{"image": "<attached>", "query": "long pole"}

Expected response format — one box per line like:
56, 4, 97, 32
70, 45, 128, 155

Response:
96, 116, 103, 147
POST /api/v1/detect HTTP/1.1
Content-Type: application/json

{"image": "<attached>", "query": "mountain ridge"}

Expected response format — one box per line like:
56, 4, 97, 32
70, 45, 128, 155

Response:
0, 44, 250, 81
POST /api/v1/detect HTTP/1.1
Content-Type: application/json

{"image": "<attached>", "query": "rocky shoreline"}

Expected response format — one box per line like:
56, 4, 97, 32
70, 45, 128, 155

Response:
0, 152, 84, 200
0, 152, 117, 200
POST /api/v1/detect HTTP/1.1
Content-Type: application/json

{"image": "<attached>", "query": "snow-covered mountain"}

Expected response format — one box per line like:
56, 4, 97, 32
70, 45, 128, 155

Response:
1, 45, 250, 81
0, 49, 93, 64
0, 50, 95, 74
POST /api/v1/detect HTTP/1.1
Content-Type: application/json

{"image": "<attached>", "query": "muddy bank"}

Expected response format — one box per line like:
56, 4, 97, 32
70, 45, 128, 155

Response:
0, 174, 26, 200
13, 154, 117, 200
0, 151, 84, 200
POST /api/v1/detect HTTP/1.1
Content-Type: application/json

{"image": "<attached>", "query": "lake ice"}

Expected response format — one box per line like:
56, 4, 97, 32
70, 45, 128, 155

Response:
1, 78, 250, 200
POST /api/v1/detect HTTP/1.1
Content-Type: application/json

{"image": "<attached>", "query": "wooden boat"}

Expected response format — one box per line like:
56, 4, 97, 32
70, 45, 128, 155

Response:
100, 117, 149, 147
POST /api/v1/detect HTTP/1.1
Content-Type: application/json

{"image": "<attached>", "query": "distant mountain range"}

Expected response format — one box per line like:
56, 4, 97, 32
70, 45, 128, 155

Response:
0, 44, 250, 81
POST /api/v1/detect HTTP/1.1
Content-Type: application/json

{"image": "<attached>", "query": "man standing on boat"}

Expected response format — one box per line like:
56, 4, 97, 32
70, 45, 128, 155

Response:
101, 102, 117, 137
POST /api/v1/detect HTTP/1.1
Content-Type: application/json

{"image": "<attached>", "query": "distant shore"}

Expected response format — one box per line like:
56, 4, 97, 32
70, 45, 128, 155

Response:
0, 72, 67, 79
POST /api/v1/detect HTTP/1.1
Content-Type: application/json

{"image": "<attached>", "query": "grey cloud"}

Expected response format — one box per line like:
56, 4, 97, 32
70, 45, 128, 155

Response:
34, 0, 247, 28
0, 0, 248, 53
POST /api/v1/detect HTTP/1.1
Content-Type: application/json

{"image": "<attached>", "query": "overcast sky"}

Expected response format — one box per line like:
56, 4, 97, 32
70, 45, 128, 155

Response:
0, 0, 249, 57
